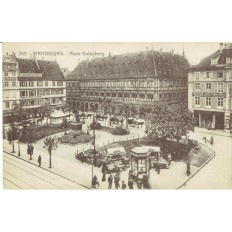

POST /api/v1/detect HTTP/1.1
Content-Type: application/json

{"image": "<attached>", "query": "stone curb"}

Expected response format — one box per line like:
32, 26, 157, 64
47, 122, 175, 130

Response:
177, 142, 216, 189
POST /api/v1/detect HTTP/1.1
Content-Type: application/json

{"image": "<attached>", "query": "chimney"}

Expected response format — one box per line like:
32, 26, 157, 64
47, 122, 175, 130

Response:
220, 43, 223, 52
109, 52, 111, 57
160, 48, 163, 55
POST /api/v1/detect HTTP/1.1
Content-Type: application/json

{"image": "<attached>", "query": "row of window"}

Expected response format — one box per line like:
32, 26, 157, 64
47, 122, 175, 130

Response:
3, 80, 64, 88
211, 57, 232, 65
4, 98, 62, 109
77, 92, 155, 101
159, 92, 186, 100
193, 71, 232, 79
68, 91, 186, 101
20, 89, 64, 98
3, 81, 17, 87
195, 97, 224, 108
195, 82, 224, 93
19, 81, 63, 87
3, 71, 16, 77
74, 79, 186, 89
3, 90, 17, 98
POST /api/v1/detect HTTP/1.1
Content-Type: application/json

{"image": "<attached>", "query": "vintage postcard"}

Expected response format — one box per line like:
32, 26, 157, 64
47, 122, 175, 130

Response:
2, 42, 232, 190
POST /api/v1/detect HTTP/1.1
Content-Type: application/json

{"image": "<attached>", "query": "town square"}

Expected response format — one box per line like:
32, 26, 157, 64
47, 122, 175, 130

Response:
2, 42, 232, 190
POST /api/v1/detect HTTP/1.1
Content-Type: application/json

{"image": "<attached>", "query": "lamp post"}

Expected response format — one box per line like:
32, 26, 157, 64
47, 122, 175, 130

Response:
11, 102, 16, 153
18, 129, 22, 157
91, 114, 96, 186
18, 139, 21, 156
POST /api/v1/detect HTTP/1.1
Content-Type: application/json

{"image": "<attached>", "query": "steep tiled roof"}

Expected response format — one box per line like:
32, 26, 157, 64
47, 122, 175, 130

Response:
17, 58, 64, 81
67, 50, 189, 80
189, 46, 232, 71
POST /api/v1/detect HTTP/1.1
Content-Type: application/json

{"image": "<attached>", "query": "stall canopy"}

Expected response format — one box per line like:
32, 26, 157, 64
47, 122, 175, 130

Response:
107, 147, 126, 155
131, 146, 160, 154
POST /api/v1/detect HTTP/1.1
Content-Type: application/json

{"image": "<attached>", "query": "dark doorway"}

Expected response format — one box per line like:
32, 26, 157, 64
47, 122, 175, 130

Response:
215, 113, 224, 130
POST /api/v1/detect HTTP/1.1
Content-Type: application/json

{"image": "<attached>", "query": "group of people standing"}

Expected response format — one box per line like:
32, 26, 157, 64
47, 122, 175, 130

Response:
91, 169, 137, 189
27, 144, 42, 167
107, 173, 134, 190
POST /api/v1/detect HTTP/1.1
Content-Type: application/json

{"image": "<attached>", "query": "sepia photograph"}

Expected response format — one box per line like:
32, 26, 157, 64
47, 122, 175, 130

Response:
2, 42, 232, 190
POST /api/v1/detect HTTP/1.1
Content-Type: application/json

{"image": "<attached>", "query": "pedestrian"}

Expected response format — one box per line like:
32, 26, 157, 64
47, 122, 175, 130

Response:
186, 163, 191, 176
29, 144, 33, 160
31, 144, 34, 154
27, 144, 30, 155
38, 155, 41, 167
102, 162, 107, 173
108, 174, 113, 189
102, 172, 106, 182
137, 180, 142, 189
186, 157, 191, 177
167, 153, 172, 166
122, 181, 127, 189
114, 174, 120, 189
128, 179, 134, 189
156, 165, 161, 174
92, 175, 99, 188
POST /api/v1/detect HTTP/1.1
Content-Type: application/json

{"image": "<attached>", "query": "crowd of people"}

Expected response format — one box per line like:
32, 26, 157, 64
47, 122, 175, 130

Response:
91, 172, 136, 190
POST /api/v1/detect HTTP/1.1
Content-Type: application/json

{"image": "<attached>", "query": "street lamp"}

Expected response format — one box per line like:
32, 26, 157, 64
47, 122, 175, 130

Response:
11, 102, 17, 153
18, 128, 22, 157
91, 114, 96, 186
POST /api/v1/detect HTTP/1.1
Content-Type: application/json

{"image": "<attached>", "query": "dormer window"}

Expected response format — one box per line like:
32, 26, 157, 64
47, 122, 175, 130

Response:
195, 72, 200, 79
226, 57, 232, 64
211, 58, 217, 64
206, 72, 211, 78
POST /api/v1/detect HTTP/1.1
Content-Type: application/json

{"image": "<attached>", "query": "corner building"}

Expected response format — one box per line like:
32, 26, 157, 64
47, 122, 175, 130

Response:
66, 49, 189, 112
188, 43, 232, 132
3, 53, 66, 123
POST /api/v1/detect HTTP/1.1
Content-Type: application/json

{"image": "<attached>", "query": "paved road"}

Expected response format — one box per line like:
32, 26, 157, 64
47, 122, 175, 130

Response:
3, 152, 90, 190
181, 130, 232, 189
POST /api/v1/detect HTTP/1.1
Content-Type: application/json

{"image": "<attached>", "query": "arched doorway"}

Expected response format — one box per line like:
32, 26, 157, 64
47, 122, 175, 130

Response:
76, 102, 80, 110
73, 101, 76, 110
85, 102, 89, 112
81, 102, 84, 111
94, 103, 99, 112
90, 103, 94, 112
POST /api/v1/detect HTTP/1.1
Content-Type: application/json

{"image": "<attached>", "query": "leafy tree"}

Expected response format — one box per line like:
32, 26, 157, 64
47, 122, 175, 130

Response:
121, 103, 131, 119
100, 99, 116, 116
20, 123, 37, 144
146, 103, 195, 143
129, 103, 138, 117
100, 99, 117, 126
13, 102, 28, 123
137, 105, 152, 121
43, 136, 58, 169
73, 108, 80, 122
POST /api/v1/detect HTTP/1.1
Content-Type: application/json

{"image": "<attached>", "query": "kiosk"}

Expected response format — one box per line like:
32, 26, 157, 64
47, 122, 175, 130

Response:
129, 146, 151, 182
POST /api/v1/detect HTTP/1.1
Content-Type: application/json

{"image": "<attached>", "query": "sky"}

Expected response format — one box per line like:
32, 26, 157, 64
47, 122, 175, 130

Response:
3, 42, 221, 72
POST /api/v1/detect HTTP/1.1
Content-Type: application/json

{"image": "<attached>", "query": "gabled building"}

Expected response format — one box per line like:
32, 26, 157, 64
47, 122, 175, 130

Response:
3, 53, 66, 123
66, 49, 189, 112
188, 43, 232, 132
